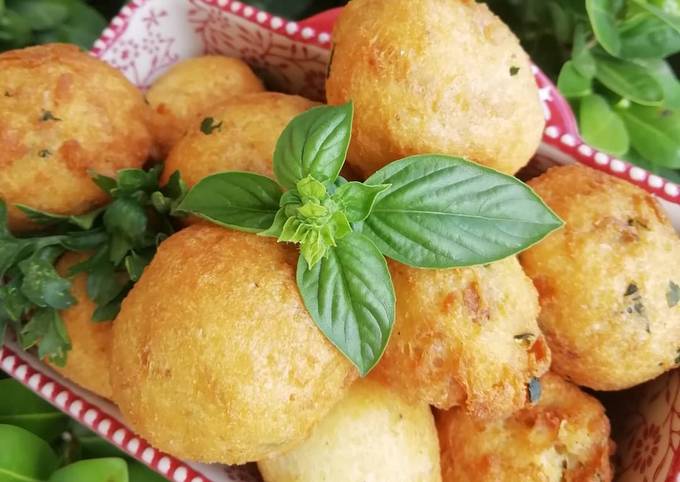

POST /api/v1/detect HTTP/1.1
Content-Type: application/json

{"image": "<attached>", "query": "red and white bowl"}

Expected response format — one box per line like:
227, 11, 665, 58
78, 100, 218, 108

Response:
2, 1, 680, 481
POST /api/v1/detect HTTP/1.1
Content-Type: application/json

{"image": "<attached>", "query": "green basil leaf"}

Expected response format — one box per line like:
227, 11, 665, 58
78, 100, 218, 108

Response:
586, 0, 622, 56
594, 54, 664, 106
48, 458, 129, 482
177, 172, 282, 232
19, 253, 75, 310
109, 233, 132, 266
91, 298, 123, 323
116, 168, 160, 194
16, 205, 104, 230
0, 238, 26, 278
0, 424, 59, 481
124, 252, 150, 282
60, 229, 109, 252
55, 1, 107, 50
71, 423, 127, 459
572, 22, 597, 78
6, 0, 69, 31
624, 148, 680, 183
0, 277, 29, 322
0, 379, 68, 441
0, 201, 11, 238
357, 155, 563, 268
128, 461, 167, 482
274, 102, 353, 189
87, 260, 125, 306
332, 181, 390, 222
558, 60, 592, 97
619, 12, 680, 58
638, 59, 680, 109
297, 232, 395, 376
90, 172, 117, 195
579, 94, 629, 155
23, 309, 71, 365
103, 198, 147, 243
0, 9, 32, 50
631, 0, 680, 34
617, 104, 680, 168
258, 208, 288, 238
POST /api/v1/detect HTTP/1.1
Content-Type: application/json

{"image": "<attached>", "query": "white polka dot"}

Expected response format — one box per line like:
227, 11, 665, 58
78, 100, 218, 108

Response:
318, 32, 331, 43
69, 400, 83, 416
158, 457, 171, 473
665, 183, 679, 197
544, 126, 559, 138
594, 152, 609, 165
286, 22, 298, 34
83, 408, 97, 425
173, 467, 188, 482
230, 1, 241, 11
610, 159, 626, 172
142, 447, 155, 463
41, 382, 54, 397
98, 419, 111, 436
256, 12, 267, 23
101, 28, 115, 39
217, 0, 228, 7
531, 65, 539, 75
243, 6, 253, 16
675, 472, 680, 482
560, 134, 576, 147
1, 355, 15, 372
649, 175, 663, 188
127, 438, 140, 454
112, 429, 126, 445
301, 27, 315, 39
270, 17, 283, 29
191, 477, 204, 482
28, 373, 41, 389
93, 40, 106, 50
55, 391, 69, 407
111, 17, 124, 27
629, 166, 647, 181
120, 5, 132, 16
577, 144, 593, 157
15, 364, 27, 380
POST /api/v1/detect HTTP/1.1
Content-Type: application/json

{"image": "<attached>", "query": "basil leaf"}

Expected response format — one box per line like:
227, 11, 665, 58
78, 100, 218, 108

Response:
572, 23, 597, 78
0, 201, 11, 238
103, 198, 147, 243
91, 298, 123, 322
274, 102, 353, 189
358, 155, 563, 268
19, 253, 75, 310
297, 232, 395, 376
87, 260, 125, 306
638, 59, 680, 109
116, 168, 160, 194
258, 208, 288, 238
0, 277, 29, 322
6, 0, 70, 31
90, 172, 117, 195
109, 233, 132, 265
586, 0, 622, 56
60, 229, 109, 252
0, 9, 32, 50
558, 60, 592, 98
594, 54, 664, 106
332, 181, 390, 223
177, 172, 282, 232
617, 104, 680, 168
631, 0, 680, 34
0, 424, 59, 481
124, 252, 151, 282
55, 1, 107, 50
619, 13, 680, 58
0, 379, 68, 441
0, 238, 26, 278
23, 309, 71, 365
16, 205, 104, 230
48, 458, 129, 482
579, 94, 629, 155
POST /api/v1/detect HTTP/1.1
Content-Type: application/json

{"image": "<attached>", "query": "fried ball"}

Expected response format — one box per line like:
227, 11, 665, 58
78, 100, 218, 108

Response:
162, 92, 317, 186
0, 44, 152, 232
147, 56, 264, 157
437, 373, 614, 482
110, 225, 356, 464
371, 257, 551, 420
520, 164, 680, 390
50, 252, 113, 399
258, 378, 441, 482
326, 0, 544, 177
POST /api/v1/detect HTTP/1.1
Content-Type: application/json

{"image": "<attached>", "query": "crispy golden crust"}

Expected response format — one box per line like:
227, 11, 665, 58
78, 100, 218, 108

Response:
0, 44, 152, 232
437, 373, 614, 482
258, 378, 441, 482
49, 252, 113, 399
370, 257, 550, 419
325, 0, 544, 177
520, 165, 680, 390
147, 56, 264, 157
162, 92, 317, 186
110, 225, 357, 464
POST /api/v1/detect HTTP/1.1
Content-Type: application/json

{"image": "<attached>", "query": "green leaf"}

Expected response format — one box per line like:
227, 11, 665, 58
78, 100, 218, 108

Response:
594, 54, 664, 106
619, 12, 680, 58
91, 298, 122, 322
296, 232, 395, 376
0, 424, 59, 482
60, 229, 109, 252
572, 23, 597, 78
22, 309, 71, 365
19, 251, 75, 310
631, 0, 680, 34
109, 233, 132, 265
617, 103, 680, 168
638, 59, 680, 109
0, 200, 11, 238
258, 208, 288, 238
177, 172, 282, 232
0, 9, 32, 50
0, 379, 68, 441
357, 155, 564, 269
274, 102, 353, 189
56, 1, 107, 50
116, 168, 159, 194
579, 94, 629, 155
332, 182, 390, 222
0, 238, 26, 278
124, 252, 150, 282
558, 60, 593, 97
48, 458, 129, 482
6, 0, 69, 31
127, 461, 167, 482
586, 0, 622, 56
86, 259, 125, 306
90, 172, 117, 195
16, 205, 104, 230
103, 198, 148, 243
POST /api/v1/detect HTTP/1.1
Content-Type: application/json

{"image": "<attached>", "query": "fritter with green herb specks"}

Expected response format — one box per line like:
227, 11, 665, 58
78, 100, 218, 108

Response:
0, 44, 152, 232
520, 164, 680, 390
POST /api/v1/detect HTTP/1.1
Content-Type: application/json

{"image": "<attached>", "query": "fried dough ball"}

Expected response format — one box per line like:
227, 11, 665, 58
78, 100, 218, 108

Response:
520, 165, 680, 390
0, 44, 152, 232
50, 252, 113, 399
325, 0, 544, 178
437, 373, 614, 482
371, 257, 551, 420
147, 56, 264, 157
110, 225, 356, 464
161, 92, 317, 186
258, 378, 441, 482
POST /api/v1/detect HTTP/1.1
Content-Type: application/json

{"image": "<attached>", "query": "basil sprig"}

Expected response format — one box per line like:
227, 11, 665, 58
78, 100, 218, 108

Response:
0, 166, 187, 365
177, 102, 563, 374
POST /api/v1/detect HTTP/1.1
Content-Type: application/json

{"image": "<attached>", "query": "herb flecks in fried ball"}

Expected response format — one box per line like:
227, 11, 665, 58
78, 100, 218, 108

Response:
437, 373, 614, 482
110, 225, 356, 464
0, 44, 152, 232
147, 56, 264, 157
258, 379, 442, 482
371, 257, 551, 419
326, 0, 544, 177
520, 164, 680, 390
161, 92, 317, 186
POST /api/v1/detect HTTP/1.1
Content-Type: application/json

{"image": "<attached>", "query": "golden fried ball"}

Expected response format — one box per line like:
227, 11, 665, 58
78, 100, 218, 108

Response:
520, 165, 680, 390
50, 252, 113, 399
258, 378, 441, 482
147, 56, 264, 157
437, 373, 614, 482
110, 225, 356, 464
371, 257, 551, 420
0, 44, 152, 232
326, 0, 544, 177
162, 92, 317, 186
